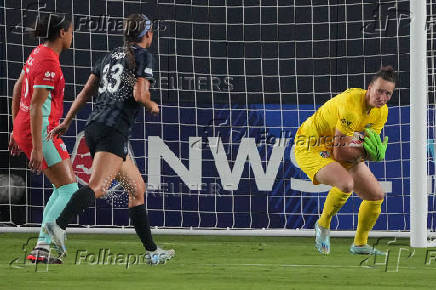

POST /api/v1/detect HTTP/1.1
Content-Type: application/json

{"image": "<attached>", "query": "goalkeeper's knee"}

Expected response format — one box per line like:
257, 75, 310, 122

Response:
335, 179, 354, 194
368, 192, 384, 201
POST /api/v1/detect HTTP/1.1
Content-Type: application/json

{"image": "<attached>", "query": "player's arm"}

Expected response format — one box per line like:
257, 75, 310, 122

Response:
47, 74, 99, 139
333, 100, 367, 163
29, 87, 50, 173
9, 71, 24, 156
11, 71, 24, 121
133, 49, 159, 115
58, 56, 102, 128
332, 129, 366, 163
60, 74, 98, 127
134, 77, 159, 115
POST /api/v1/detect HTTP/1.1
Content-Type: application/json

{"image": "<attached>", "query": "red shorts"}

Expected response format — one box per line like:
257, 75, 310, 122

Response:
14, 131, 70, 170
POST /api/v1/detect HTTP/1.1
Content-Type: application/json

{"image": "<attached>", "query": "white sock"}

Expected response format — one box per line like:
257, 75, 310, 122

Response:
36, 241, 50, 250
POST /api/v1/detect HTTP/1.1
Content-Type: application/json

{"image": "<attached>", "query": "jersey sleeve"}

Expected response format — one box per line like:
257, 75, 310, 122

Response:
32, 59, 58, 90
91, 57, 103, 78
135, 49, 154, 83
371, 106, 388, 134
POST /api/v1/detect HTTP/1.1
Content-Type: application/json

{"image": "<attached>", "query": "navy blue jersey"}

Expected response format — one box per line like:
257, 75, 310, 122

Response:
86, 45, 154, 137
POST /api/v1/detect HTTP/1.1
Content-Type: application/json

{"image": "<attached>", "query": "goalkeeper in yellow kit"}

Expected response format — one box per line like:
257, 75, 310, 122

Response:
294, 66, 395, 255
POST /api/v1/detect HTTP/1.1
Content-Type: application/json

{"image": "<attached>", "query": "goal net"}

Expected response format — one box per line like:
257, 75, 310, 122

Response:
427, 0, 436, 242
0, 0, 433, 238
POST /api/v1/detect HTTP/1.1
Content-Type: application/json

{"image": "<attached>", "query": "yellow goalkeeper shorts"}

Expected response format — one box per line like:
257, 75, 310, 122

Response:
294, 128, 355, 185
294, 145, 336, 185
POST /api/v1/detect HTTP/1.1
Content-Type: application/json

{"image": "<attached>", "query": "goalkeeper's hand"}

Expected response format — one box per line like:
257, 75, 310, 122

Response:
363, 128, 388, 161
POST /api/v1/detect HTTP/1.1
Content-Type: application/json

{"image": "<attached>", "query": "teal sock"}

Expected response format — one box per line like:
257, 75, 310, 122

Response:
38, 183, 79, 244
38, 185, 59, 244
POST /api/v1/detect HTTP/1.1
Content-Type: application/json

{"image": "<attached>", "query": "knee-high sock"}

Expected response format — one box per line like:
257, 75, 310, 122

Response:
38, 183, 78, 244
354, 199, 383, 246
38, 185, 60, 245
318, 187, 352, 229
129, 204, 157, 251
56, 185, 96, 230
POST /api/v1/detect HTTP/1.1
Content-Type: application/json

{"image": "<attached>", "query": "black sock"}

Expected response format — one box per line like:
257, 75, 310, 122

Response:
56, 186, 95, 230
129, 204, 157, 251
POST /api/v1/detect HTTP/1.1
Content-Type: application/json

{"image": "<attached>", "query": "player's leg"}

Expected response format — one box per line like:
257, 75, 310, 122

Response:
115, 155, 155, 251
26, 185, 60, 263
44, 152, 123, 254
348, 162, 385, 255
51, 123, 125, 228
39, 159, 78, 241
27, 135, 78, 263
315, 162, 354, 229
294, 144, 353, 254
311, 162, 353, 254
56, 151, 123, 228
45, 124, 128, 254
34, 185, 58, 247
294, 142, 355, 195
314, 162, 354, 192
115, 155, 175, 264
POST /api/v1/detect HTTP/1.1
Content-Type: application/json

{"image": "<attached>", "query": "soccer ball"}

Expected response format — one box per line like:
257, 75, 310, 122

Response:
349, 131, 364, 147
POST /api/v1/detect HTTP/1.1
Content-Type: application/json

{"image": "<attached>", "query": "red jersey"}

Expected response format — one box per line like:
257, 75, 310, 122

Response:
14, 44, 65, 140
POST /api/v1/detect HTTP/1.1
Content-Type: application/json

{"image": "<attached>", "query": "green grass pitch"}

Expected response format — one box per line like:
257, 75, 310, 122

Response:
1, 233, 435, 289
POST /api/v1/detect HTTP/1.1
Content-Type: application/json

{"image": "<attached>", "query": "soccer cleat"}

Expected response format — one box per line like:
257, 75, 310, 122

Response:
350, 244, 386, 255
315, 220, 330, 254
43, 222, 67, 256
145, 247, 175, 265
26, 247, 63, 264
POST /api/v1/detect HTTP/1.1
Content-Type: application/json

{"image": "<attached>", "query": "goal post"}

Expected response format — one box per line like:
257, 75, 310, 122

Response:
410, 0, 428, 248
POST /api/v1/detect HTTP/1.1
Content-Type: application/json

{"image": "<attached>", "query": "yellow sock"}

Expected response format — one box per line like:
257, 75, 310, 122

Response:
354, 199, 383, 246
318, 187, 352, 229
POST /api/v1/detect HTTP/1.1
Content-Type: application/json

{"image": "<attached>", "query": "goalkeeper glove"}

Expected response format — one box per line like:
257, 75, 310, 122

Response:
363, 128, 388, 161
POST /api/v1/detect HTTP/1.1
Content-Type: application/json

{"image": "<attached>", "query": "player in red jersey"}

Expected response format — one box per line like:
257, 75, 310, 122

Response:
9, 13, 76, 264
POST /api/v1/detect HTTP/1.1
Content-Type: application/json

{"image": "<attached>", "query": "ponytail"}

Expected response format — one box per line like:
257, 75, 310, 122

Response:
123, 14, 151, 71
124, 41, 136, 71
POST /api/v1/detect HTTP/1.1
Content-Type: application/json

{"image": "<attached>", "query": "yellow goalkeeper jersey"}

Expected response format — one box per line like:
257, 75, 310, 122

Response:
296, 88, 388, 149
